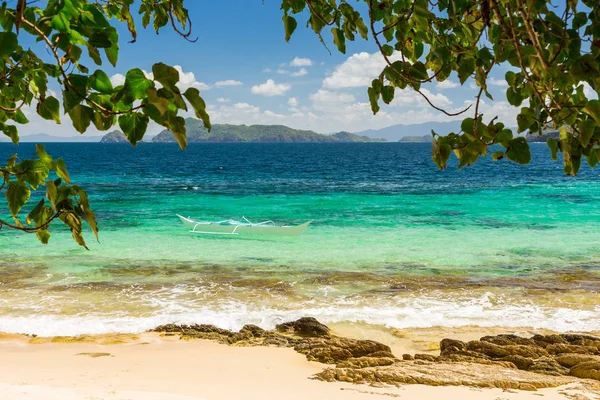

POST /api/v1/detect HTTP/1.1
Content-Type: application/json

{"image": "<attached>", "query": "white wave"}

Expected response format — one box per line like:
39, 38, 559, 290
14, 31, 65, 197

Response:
0, 297, 598, 337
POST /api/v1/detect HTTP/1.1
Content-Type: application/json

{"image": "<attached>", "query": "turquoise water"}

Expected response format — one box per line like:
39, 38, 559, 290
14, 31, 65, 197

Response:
0, 143, 599, 335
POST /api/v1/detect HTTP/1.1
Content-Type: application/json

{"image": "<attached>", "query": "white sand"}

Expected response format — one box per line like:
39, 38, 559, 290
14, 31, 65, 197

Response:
0, 333, 597, 400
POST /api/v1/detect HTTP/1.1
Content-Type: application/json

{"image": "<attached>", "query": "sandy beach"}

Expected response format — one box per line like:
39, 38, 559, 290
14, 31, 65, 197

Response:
0, 328, 598, 400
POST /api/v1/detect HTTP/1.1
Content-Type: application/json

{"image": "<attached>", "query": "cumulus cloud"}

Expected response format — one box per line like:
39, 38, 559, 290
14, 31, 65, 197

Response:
310, 89, 355, 103
277, 69, 290, 75
290, 57, 313, 67
214, 80, 243, 87
323, 52, 402, 89
291, 68, 309, 77
263, 68, 272, 73
489, 77, 508, 87
217, 97, 230, 103
251, 79, 291, 96
437, 80, 459, 90
288, 97, 299, 107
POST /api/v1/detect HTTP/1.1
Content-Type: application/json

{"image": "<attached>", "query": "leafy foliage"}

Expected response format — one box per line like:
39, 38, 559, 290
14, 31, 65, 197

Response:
0, 0, 210, 247
280, 0, 600, 174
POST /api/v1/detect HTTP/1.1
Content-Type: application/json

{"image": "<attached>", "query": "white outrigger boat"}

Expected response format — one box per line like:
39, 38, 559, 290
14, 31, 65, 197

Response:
177, 215, 311, 236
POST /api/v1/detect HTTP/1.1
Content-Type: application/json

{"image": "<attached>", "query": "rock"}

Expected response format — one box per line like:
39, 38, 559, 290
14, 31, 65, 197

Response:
402, 354, 414, 360
414, 353, 437, 362
570, 361, 600, 380
532, 334, 568, 346
481, 334, 537, 347
466, 341, 549, 359
501, 355, 534, 370
546, 344, 599, 355
276, 317, 330, 337
337, 357, 396, 369
294, 337, 394, 364
440, 338, 466, 353
556, 354, 600, 368
528, 358, 569, 376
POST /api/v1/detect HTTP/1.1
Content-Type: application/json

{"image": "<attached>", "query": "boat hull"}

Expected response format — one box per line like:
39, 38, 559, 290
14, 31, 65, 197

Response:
177, 215, 311, 236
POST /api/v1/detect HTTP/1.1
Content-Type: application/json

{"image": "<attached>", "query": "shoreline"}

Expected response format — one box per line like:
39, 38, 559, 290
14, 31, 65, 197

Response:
0, 321, 599, 399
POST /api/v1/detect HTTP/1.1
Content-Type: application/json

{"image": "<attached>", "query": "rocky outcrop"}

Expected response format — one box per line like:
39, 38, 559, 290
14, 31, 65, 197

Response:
152, 319, 600, 391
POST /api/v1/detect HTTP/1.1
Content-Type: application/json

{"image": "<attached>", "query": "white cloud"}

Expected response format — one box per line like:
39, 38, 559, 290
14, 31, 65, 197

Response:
489, 77, 508, 87
110, 73, 125, 87
437, 80, 459, 90
323, 52, 402, 89
290, 57, 313, 67
251, 79, 291, 96
288, 97, 299, 107
214, 80, 243, 87
277, 69, 290, 75
263, 68, 272, 73
173, 65, 210, 91
264, 110, 285, 118
310, 89, 355, 103
291, 68, 308, 77
391, 88, 453, 108
217, 97, 230, 103
234, 102, 260, 113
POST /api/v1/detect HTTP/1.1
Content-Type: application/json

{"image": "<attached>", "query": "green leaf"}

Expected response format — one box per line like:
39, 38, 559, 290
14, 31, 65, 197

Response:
183, 88, 211, 130
164, 113, 187, 150
547, 138, 559, 161
46, 180, 58, 210
36, 230, 51, 245
491, 151, 504, 161
90, 70, 113, 94
332, 28, 346, 54
36, 144, 53, 166
26, 199, 45, 225
54, 158, 71, 184
69, 105, 94, 134
121, 68, 153, 102
282, 15, 297, 42
37, 96, 61, 124
0, 31, 18, 58
381, 86, 395, 104
75, 186, 98, 241
152, 63, 179, 89
6, 181, 30, 217
584, 100, 600, 125
578, 119, 595, 147
118, 112, 149, 146
367, 87, 380, 114
505, 137, 531, 165
586, 148, 599, 168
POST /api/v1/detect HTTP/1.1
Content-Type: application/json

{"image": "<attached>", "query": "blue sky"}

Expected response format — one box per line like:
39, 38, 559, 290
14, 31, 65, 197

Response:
20, 1, 524, 137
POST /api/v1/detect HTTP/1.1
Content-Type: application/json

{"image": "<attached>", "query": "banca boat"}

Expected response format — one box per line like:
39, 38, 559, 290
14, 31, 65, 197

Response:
177, 215, 311, 236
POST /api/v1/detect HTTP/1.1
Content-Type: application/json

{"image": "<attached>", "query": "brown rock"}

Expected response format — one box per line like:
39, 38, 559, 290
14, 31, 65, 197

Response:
556, 353, 600, 368
294, 337, 394, 364
414, 353, 437, 362
402, 354, 414, 360
337, 357, 396, 369
276, 317, 330, 337
466, 341, 548, 359
440, 338, 466, 353
546, 343, 599, 355
569, 361, 600, 380
528, 357, 569, 376
480, 334, 537, 347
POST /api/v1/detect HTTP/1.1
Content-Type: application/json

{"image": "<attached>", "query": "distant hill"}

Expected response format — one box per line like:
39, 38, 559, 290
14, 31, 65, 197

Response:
100, 130, 128, 143
356, 121, 462, 141
153, 119, 386, 143
19, 133, 103, 143
399, 135, 433, 143
526, 130, 559, 142
331, 131, 386, 142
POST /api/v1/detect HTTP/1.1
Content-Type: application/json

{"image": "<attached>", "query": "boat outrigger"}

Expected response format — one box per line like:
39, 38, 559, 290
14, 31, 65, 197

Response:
177, 215, 311, 236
